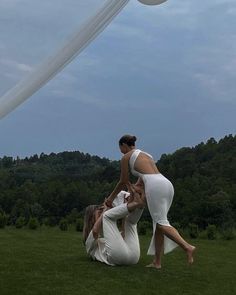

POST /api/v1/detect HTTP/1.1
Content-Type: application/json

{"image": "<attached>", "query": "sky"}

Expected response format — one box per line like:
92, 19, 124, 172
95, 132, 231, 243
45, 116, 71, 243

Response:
0, 0, 235, 161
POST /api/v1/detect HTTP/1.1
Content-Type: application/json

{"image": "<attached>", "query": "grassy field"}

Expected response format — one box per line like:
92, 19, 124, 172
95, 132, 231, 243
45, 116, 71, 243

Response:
0, 227, 235, 295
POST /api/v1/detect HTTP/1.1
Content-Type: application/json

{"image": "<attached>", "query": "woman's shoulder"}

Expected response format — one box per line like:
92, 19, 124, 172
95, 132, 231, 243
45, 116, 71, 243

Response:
140, 150, 153, 159
122, 149, 138, 161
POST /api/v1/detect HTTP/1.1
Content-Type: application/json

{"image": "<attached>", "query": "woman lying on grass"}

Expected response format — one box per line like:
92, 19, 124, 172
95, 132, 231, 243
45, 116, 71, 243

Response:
83, 188, 145, 266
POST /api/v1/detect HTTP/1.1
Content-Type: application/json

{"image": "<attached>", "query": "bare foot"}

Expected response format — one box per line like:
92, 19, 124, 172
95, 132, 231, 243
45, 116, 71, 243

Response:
132, 184, 143, 194
139, 191, 146, 207
133, 192, 145, 208
127, 194, 134, 204
186, 246, 196, 264
146, 263, 161, 270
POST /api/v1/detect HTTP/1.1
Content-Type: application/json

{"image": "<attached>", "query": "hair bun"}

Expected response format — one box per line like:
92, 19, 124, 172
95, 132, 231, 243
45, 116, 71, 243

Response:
119, 134, 137, 147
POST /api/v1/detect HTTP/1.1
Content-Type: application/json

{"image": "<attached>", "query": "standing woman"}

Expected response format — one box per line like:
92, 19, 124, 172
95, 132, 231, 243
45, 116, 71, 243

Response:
106, 134, 196, 269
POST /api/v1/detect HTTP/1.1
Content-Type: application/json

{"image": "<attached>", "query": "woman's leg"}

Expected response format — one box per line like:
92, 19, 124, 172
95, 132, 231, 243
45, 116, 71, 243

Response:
146, 226, 164, 269
145, 175, 196, 265
123, 208, 143, 265
157, 224, 196, 264
103, 204, 130, 265
103, 200, 144, 265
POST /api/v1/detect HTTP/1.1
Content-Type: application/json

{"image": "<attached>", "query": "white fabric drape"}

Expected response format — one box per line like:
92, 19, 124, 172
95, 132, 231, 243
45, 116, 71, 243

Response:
0, 0, 129, 119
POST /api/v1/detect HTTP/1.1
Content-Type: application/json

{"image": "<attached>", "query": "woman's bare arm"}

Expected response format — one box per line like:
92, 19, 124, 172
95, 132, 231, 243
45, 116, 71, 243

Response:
106, 155, 130, 205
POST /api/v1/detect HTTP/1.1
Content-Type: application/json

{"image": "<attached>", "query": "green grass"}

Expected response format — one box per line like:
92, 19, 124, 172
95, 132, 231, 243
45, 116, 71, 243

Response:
0, 227, 235, 295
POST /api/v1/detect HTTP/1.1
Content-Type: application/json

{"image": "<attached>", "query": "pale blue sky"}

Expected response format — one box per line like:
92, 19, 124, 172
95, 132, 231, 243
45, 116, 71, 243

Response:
0, 0, 235, 160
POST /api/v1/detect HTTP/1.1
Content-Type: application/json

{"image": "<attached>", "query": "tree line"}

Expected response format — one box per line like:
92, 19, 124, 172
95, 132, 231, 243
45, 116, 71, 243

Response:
0, 134, 235, 233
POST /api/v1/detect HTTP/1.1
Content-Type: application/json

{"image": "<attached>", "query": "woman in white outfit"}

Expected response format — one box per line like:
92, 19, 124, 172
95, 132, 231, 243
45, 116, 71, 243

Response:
83, 190, 144, 266
106, 134, 196, 269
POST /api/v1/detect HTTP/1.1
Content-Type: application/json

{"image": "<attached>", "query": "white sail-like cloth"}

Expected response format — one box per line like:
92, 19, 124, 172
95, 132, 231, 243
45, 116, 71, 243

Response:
0, 0, 167, 119
0, 0, 129, 119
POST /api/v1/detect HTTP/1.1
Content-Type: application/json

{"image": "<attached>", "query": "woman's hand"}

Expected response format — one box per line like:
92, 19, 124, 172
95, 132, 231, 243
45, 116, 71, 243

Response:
104, 198, 113, 208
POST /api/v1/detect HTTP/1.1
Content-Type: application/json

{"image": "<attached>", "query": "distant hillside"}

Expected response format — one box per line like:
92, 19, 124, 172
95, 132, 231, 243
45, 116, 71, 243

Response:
0, 134, 235, 228
157, 134, 236, 227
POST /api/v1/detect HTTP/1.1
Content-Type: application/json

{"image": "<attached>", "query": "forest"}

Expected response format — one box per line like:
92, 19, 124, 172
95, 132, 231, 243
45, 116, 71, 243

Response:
0, 134, 235, 232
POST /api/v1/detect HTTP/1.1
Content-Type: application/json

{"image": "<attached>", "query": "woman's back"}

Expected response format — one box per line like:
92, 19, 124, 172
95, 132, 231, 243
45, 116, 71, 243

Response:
129, 149, 159, 177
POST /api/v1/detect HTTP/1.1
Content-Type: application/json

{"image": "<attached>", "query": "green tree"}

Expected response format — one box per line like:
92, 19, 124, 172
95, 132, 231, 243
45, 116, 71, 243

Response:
0, 212, 7, 228
59, 218, 68, 231
15, 216, 25, 229
28, 217, 39, 230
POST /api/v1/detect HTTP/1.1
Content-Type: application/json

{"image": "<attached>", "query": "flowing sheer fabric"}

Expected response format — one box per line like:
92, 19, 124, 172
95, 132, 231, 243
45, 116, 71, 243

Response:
0, 0, 129, 119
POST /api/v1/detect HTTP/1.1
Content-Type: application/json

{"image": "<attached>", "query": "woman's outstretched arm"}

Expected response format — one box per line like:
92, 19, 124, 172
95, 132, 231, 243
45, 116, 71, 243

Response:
106, 155, 130, 206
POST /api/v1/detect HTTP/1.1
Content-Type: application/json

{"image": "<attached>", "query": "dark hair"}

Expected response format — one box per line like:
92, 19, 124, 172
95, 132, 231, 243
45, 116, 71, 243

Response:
119, 134, 137, 147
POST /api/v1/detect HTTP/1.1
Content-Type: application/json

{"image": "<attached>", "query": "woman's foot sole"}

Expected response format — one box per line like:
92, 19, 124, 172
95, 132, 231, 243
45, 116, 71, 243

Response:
146, 263, 161, 270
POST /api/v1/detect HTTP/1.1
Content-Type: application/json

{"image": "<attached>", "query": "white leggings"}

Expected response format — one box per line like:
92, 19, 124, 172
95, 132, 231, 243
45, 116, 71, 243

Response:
103, 204, 143, 265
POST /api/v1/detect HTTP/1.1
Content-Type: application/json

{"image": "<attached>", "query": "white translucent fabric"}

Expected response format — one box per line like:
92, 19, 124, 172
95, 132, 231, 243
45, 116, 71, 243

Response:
0, 0, 168, 119
0, 0, 129, 119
